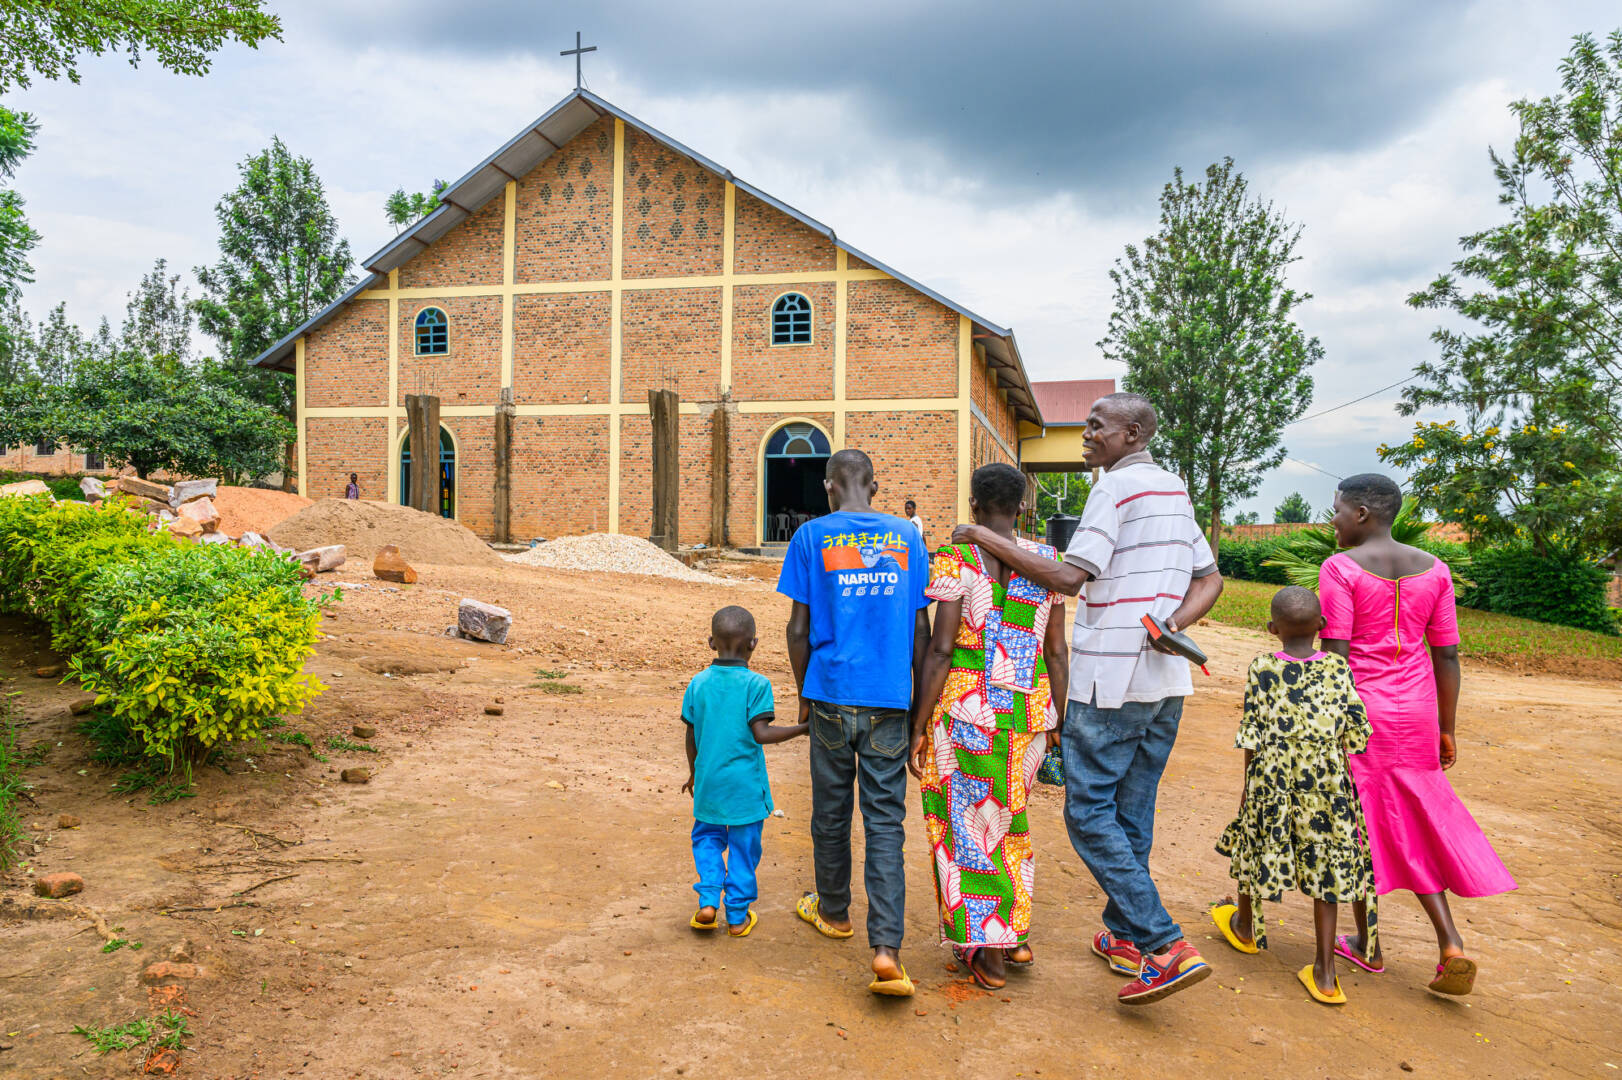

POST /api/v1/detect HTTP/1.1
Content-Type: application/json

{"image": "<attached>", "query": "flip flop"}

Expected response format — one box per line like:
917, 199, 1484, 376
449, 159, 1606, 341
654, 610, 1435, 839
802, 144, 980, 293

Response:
1210, 904, 1259, 955
952, 946, 1007, 990
1006, 943, 1034, 969
868, 963, 915, 997
1297, 964, 1347, 1005
1333, 934, 1384, 973
1429, 955, 1477, 996
689, 909, 719, 931
796, 892, 855, 940
727, 910, 758, 938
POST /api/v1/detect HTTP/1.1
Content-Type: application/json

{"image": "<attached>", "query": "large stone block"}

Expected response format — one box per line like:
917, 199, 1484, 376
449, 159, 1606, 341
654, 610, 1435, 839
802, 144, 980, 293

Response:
177, 496, 221, 532
116, 476, 172, 501
457, 598, 511, 644
298, 545, 346, 572
168, 517, 203, 539
169, 479, 218, 508
373, 544, 418, 584
0, 479, 52, 499
79, 476, 107, 501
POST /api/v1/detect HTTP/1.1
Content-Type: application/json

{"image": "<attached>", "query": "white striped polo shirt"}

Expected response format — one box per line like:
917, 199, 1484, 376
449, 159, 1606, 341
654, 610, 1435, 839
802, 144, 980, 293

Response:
1064, 452, 1217, 709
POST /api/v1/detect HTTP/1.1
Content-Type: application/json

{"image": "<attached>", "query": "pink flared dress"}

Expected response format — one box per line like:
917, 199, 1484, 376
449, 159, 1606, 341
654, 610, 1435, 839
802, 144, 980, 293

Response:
1318, 552, 1516, 898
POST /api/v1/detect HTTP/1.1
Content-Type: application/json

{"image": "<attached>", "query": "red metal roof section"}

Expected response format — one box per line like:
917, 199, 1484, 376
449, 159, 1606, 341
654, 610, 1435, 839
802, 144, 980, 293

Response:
1030, 379, 1116, 426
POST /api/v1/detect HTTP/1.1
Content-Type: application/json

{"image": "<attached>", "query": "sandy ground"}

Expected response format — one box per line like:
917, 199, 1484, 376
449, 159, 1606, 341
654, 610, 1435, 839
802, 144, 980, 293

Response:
2, 559, 1620, 1079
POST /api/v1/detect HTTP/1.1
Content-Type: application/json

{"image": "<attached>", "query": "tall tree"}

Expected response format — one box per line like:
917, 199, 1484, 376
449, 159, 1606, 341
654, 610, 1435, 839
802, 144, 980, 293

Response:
1386, 30, 1622, 557
31, 302, 93, 385
194, 137, 355, 486
385, 179, 447, 233
0, 1, 281, 91
0, 294, 33, 385
1101, 159, 1321, 554
116, 257, 193, 361
0, 106, 40, 305
1273, 491, 1312, 523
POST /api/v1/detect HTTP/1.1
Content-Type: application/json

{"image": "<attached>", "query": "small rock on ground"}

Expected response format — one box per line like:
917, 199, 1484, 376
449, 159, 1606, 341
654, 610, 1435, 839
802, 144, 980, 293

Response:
485, 705, 504, 716
341, 768, 371, 783
68, 696, 96, 715
33, 872, 85, 898
351, 725, 377, 739
34, 664, 63, 678
57, 814, 80, 829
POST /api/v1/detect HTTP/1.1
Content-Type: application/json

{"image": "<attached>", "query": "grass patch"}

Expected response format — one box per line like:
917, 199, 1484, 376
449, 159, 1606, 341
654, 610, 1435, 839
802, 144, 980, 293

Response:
532, 668, 568, 680
534, 681, 583, 695
1210, 578, 1622, 665
73, 1017, 155, 1053
325, 736, 378, 754
101, 937, 142, 953
0, 693, 29, 871
110, 767, 196, 804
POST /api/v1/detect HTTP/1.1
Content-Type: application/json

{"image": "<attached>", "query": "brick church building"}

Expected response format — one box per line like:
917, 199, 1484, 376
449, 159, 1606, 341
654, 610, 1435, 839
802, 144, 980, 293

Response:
255, 89, 1044, 547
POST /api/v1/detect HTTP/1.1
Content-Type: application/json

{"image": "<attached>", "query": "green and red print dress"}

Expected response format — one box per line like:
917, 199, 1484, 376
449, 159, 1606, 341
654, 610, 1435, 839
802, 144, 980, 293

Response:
918, 540, 1061, 948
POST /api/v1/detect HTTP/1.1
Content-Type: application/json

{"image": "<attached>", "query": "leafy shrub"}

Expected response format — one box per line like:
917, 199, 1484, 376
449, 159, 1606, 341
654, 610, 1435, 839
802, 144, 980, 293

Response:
1216, 537, 1290, 584
1458, 544, 1617, 635
0, 494, 330, 770
1257, 499, 1471, 590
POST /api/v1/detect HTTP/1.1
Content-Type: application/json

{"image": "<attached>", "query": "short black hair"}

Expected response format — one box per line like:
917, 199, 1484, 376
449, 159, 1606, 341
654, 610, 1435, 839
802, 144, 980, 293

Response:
1095, 392, 1158, 440
1270, 585, 1321, 627
826, 448, 874, 488
971, 463, 1027, 515
349, 472, 358, 480
904, 499, 916, 510
711, 605, 756, 643
1338, 473, 1402, 525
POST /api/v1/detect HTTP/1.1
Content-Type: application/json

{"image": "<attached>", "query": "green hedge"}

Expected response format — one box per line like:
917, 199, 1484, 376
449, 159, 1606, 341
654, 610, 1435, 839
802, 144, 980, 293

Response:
1216, 537, 1292, 585
0, 495, 330, 767
1459, 545, 1617, 636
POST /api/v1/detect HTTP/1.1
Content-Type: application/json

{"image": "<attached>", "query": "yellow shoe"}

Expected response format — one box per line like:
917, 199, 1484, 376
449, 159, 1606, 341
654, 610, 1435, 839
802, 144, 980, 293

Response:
796, 892, 855, 939
868, 963, 915, 997
1210, 904, 1259, 955
1297, 964, 1347, 1005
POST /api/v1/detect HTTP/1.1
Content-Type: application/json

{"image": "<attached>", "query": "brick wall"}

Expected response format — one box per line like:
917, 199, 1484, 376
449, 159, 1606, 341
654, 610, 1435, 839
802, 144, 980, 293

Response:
514, 116, 613, 282
509, 416, 611, 539
0, 446, 113, 476
396, 296, 502, 407
843, 410, 958, 550
306, 417, 388, 500
512, 292, 612, 404
399, 197, 503, 290
733, 190, 835, 274
730, 281, 835, 400
845, 280, 957, 399
621, 129, 724, 279
619, 287, 722, 404
618, 410, 713, 543
305, 299, 387, 408
726, 411, 836, 546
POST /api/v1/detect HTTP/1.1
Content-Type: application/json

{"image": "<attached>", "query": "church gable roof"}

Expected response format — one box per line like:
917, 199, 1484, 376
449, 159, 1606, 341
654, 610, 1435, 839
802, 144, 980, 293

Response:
254, 89, 1040, 425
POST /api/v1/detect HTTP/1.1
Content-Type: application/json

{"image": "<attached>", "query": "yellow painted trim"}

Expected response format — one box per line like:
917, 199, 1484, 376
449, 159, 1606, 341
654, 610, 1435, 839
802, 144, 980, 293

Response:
834, 248, 848, 448
956, 314, 972, 521
386, 269, 400, 502
306, 406, 395, 418
736, 397, 956, 414
308, 398, 951, 420
295, 337, 307, 496
354, 268, 889, 302
754, 416, 833, 547
720, 182, 736, 393
608, 117, 625, 534
501, 180, 516, 388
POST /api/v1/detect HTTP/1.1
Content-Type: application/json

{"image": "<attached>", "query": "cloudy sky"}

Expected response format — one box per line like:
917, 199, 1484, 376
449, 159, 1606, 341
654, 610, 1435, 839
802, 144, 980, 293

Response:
5, 0, 1615, 518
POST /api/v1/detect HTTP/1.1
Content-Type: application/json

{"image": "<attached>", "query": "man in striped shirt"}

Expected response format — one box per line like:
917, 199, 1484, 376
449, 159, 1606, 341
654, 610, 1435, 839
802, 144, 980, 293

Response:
951, 392, 1223, 1005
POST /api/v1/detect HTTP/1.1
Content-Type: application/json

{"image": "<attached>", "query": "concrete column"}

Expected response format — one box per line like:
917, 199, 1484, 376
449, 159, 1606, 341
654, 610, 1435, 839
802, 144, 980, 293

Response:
406, 393, 440, 515
648, 388, 679, 551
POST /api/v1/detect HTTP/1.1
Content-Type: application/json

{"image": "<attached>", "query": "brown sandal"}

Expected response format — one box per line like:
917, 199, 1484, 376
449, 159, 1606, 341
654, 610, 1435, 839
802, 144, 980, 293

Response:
1429, 955, 1477, 996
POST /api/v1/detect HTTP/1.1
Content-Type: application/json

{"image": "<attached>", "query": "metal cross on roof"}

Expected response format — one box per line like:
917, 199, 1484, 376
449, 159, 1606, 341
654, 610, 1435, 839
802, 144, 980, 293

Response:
560, 31, 597, 89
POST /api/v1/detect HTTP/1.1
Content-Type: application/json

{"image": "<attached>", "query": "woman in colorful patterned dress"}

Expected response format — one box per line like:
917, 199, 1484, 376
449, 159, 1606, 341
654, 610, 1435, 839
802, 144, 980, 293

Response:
907, 463, 1068, 991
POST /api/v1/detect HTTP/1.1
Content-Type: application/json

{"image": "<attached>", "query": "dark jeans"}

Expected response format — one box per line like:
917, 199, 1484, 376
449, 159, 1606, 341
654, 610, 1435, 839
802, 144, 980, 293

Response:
808, 701, 909, 949
1062, 695, 1185, 954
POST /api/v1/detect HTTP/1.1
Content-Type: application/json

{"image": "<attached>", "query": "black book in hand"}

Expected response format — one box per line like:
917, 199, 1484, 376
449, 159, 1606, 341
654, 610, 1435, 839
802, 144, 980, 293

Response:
1140, 613, 1210, 675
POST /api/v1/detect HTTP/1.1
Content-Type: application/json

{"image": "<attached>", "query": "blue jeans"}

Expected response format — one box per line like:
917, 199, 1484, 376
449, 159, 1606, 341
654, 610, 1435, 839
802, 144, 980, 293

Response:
691, 819, 764, 924
1062, 696, 1184, 954
808, 701, 909, 949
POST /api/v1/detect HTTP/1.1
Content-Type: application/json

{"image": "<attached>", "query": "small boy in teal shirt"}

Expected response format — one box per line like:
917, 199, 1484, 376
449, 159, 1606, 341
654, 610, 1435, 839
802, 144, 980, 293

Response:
682, 605, 807, 936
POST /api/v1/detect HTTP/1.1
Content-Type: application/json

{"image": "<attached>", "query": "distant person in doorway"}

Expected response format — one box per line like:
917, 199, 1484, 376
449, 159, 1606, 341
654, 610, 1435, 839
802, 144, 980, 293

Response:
905, 499, 925, 545
345, 473, 360, 500
951, 392, 1224, 1006
1318, 473, 1515, 996
778, 449, 930, 997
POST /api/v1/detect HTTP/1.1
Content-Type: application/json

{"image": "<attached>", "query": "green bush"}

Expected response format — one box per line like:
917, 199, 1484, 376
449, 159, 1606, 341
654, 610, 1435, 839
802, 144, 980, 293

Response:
1458, 545, 1617, 635
1216, 537, 1291, 584
0, 495, 330, 769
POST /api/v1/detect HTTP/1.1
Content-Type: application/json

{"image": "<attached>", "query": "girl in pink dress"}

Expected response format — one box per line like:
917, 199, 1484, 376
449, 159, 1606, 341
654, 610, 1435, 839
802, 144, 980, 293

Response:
1318, 474, 1515, 997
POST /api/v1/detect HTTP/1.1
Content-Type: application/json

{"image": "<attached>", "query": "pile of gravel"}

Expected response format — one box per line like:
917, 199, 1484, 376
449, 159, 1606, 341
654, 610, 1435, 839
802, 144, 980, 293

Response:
503, 533, 731, 585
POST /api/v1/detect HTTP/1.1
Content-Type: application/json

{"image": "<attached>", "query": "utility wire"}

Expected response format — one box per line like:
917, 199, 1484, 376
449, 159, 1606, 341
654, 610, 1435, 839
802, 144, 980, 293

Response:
1287, 375, 1417, 426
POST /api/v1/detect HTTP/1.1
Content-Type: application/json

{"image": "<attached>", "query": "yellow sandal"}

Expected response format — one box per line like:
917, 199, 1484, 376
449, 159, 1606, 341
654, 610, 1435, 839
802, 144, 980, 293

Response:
868, 963, 915, 997
1210, 904, 1259, 955
690, 909, 719, 931
1297, 965, 1347, 1005
796, 892, 855, 940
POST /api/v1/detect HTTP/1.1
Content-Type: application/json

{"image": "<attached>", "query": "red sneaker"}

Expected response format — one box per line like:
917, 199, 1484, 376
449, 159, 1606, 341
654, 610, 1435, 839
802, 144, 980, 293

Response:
1117, 940, 1211, 1005
1091, 930, 1141, 976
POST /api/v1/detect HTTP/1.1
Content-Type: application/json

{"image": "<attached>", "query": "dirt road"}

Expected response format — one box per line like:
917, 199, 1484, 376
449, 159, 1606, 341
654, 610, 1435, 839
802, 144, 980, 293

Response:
2, 560, 1619, 1078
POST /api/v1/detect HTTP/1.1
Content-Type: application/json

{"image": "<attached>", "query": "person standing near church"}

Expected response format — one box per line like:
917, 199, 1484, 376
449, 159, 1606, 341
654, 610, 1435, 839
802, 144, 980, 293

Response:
345, 472, 360, 500
904, 499, 925, 546
951, 392, 1224, 1006
779, 449, 931, 997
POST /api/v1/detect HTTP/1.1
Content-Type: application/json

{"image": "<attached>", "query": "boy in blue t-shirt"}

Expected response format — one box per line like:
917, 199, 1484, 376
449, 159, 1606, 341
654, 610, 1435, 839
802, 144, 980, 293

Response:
777, 448, 930, 996
682, 605, 807, 937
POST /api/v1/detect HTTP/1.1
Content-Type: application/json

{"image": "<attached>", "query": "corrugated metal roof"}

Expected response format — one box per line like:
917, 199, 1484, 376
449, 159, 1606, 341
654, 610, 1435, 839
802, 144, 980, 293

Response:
1030, 379, 1116, 426
253, 89, 1043, 425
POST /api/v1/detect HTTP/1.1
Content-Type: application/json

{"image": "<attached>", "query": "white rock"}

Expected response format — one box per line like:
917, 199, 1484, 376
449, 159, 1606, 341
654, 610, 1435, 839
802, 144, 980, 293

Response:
169, 478, 218, 508
457, 598, 512, 644
296, 545, 346, 572
79, 476, 107, 501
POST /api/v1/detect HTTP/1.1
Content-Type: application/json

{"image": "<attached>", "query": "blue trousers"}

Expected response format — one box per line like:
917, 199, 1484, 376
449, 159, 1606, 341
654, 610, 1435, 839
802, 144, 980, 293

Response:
1062, 696, 1185, 954
691, 819, 764, 924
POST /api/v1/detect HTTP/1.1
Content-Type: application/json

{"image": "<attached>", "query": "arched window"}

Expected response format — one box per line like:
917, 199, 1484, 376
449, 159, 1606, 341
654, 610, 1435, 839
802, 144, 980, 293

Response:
414, 307, 448, 355
765, 422, 830, 458
771, 293, 812, 345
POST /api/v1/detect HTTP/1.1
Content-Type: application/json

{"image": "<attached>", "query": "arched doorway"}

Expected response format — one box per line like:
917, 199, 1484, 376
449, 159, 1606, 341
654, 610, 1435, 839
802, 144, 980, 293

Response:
400, 426, 457, 519
762, 421, 830, 542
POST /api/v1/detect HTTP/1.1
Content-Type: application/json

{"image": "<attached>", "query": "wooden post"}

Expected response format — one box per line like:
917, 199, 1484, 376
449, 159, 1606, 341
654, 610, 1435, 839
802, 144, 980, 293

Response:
709, 404, 729, 548
648, 388, 679, 551
493, 388, 515, 543
406, 393, 440, 515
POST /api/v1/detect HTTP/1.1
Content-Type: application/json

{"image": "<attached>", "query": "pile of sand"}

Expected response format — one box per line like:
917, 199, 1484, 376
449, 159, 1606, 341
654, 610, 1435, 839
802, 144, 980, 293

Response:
269, 499, 504, 568
504, 533, 730, 585
213, 486, 312, 537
